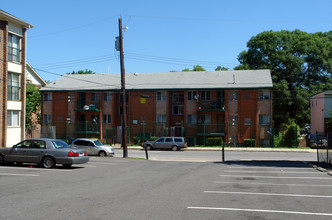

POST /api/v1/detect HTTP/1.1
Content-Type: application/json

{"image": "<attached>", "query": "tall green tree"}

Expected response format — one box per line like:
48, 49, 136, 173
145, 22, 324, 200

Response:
66, 69, 95, 75
181, 65, 206, 72
215, 66, 229, 71
26, 82, 41, 135
235, 30, 332, 128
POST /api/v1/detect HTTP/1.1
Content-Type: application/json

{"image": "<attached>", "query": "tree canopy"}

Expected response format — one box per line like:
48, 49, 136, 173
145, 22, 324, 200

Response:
26, 82, 41, 135
66, 69, 95, 75
235, 30, 332, 128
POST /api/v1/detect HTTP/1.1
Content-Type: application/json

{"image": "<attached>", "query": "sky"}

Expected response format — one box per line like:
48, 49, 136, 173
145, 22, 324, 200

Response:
2, 0, 332, 82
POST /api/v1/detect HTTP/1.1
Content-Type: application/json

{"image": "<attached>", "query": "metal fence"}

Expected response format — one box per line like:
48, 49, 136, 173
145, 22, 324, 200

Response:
317, 132, 332, 165
39, 121, 280, 147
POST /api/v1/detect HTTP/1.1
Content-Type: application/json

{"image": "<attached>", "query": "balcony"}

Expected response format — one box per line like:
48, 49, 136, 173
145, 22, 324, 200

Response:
74, 121, 100, 134
75, 103, 100, 112
197, 101, 224, 112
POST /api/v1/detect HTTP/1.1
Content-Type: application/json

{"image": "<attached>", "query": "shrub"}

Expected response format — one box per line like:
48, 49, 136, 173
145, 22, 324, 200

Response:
207, 138, 223, 146
244, 139, 256, 147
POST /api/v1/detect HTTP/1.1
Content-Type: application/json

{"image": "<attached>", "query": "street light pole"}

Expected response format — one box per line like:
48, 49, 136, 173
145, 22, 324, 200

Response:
119, 16, 128, 158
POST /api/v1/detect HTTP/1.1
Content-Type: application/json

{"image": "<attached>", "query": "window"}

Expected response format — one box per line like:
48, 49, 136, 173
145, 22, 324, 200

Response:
8, 33, 21, 62
187, 115, 196, 125
91, 115, 99, 123
119, 94, 129, 103
244, 93, 251, 99
198, 115, 211, 125
201, 91, 210, 101
7, 73, 20, 100
119, 106, 128, 115
230, 115, 238, 125
7, 110, 19, 126
43, 114, 51, 123
174, 138, 183, 143
156, 138, 165, 143
172, 93, 184, 103
259, 115, 270, 125
43, 93, 52, 102
156, 91, 166, 102
187, 91, 197, 101
103, 114, 112, 124
258, 90, 270, 100
172, 105, 184, 115
165, 138, 173, 142
244, 118, 251, 125
233, 91, 238, 100
91, 93, 100, 102
156, 114, 166, 124
103, 92, 112, 101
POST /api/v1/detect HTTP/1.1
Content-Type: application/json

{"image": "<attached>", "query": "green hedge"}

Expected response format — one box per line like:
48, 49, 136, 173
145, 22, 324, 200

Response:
207, 138, 223, 146
244, 139, 256, 147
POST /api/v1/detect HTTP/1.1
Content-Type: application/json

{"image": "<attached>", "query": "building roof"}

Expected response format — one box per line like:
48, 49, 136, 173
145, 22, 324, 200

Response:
0, 9, 34, 29
40, 69, 273, 92
26, 62, 47, 86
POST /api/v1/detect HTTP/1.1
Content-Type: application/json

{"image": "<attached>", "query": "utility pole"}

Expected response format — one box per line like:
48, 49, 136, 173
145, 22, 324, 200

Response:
118, 16, 128, 158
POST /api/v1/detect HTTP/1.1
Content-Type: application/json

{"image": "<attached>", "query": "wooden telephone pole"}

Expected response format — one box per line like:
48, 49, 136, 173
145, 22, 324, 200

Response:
118, 16, 128, 158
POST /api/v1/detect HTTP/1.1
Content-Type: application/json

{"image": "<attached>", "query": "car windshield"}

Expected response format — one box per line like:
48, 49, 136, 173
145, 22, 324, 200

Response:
52, 140, 71, 149
94, 140, 103, 146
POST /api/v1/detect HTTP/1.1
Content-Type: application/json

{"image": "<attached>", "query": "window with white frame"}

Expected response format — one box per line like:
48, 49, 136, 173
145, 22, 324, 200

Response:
259, 114, 270, 125
156, 91, 166, 102
200, 91, 210, 101
8, 33, 21, 62
172, 93, 184, 103
7, 110, 19, 126
103, 92, 112, 101
7, 72, 20, 100
187, 114, 196, 125
258, 90, 270, 100
103, 114, 112, 124
156, 114, 166, 124
187, 91, 197, 101
172, 105, 184, 115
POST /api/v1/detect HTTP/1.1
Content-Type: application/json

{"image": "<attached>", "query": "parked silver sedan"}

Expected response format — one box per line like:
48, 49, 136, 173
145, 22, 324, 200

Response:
71, 138, 115, 157
0, 138, 89, 168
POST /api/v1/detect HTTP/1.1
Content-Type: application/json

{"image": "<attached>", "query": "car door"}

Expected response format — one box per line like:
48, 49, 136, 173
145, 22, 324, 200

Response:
164, 137, 173, 149
81, 140, 94, 155
5, 140, 32, 163
87, 141, 98, 155
154, 138, 165, 149
25, 140, 47, 163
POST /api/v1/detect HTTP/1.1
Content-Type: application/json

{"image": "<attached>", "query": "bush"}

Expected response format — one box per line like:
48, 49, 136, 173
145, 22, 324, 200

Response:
207, 138, 223, 146
275, 119, 299, 148
244, 139, 256, 147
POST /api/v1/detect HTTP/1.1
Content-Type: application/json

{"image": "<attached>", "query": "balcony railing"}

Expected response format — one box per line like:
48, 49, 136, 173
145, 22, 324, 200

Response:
198, 101, 224, 111
8, 46, 21, 63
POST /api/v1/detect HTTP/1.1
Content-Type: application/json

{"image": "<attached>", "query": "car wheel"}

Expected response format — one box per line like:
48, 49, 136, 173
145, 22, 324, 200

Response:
42, 156, 55, 169
0, 155, 3, 165
98, 151, 106, 157
171, 145, 178, 151
62, 164, 72, 168
146, 145, 152, 150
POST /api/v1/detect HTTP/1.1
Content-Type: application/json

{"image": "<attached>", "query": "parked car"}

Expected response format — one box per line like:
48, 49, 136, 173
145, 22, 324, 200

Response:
71, 138, 115, 157
0, 138, 89, 168
142, 137, 187, 151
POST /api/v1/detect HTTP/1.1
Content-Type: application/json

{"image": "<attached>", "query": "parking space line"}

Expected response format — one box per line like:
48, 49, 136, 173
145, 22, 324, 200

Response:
0, 173, 39, 177
0, 167, 72, 172
213, 181, 332, 187
187, 207, 332, 216
224, 170, 319, 174
204, 191, 332, 198
226, 167, 312, 170
219, 174, 332, 180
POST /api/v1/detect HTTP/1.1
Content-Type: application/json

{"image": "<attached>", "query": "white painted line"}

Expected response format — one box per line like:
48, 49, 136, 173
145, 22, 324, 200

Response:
226, 167, 312, 170
0, 166, 72, 172
219, 174, 332, 180
204, 191, 332, 198
187, 207, 332, 216
224, 170, 319, 174
87, 162, 114, 165
214, 181, 332, 187
0, 173, 39, 177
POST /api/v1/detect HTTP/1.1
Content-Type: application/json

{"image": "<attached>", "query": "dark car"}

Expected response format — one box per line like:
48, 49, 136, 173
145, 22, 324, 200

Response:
142, 137, 187, 151
0, 138, 89, 168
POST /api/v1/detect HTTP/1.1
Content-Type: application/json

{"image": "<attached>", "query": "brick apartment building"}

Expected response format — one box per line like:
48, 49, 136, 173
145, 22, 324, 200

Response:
40, 70, 273, 146
0, 10, 33, 147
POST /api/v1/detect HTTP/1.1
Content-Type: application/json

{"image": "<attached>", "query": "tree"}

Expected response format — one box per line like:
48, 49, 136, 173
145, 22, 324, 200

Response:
66, 69, 95, 75
235, 30, 332, 128
181, 65, 206, 72
26, 82, 41, 136
215, 66, 229, 71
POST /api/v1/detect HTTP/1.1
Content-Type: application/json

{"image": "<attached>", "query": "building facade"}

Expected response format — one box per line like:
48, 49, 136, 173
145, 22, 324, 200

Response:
311, 91, 332, 136
0, 10, 33, 147
40, 70, 273, 146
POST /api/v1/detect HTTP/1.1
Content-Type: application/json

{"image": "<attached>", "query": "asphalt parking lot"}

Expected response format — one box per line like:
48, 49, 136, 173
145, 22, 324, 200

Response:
0, 153, 331, 220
